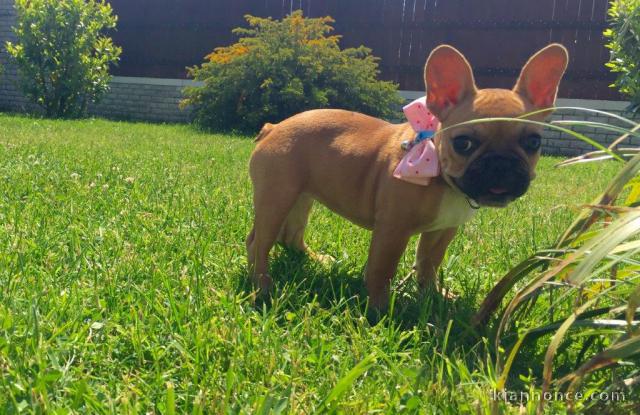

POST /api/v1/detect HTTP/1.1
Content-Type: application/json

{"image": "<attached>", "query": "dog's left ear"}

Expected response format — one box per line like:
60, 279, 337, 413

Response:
513, 43, 569, 109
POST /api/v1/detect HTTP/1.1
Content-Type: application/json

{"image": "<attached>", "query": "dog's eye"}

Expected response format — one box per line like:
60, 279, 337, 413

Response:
521, 134, 542, 152
452, 136, 478, 156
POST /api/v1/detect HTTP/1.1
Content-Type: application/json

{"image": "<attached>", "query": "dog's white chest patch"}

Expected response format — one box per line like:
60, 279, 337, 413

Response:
427, 187, 477, 231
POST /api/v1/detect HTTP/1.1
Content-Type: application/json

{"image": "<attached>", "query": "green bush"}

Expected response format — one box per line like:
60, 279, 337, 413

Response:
604, 0, 640, 111
182, 11, 403, 132
5, 0, 121, 118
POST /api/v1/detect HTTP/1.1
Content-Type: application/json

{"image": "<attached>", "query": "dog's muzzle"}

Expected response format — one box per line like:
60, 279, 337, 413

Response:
455, 153, 531, 207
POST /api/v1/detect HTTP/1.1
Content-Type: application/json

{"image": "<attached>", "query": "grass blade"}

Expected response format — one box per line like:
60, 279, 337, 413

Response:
557, 151, 640, 246
442, 117, 625, 162
472, 256, 546, 327
321, 352, 377, 411
628, 284, 640, 329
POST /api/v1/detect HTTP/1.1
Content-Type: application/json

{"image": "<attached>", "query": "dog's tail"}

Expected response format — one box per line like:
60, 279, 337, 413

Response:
254, 123, 276, 142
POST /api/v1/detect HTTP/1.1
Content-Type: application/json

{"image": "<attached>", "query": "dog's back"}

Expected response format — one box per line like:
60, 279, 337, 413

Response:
249, 109, 408, 227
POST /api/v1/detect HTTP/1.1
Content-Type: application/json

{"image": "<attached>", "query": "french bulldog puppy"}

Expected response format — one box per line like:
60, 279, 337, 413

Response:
247, 44, 568, 311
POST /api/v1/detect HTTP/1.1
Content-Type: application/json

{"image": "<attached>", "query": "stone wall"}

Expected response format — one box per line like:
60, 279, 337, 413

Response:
1, 0, 639, 156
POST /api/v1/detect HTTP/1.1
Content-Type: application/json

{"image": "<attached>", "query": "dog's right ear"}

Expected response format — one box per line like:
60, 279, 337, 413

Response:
424, 45, 477, 121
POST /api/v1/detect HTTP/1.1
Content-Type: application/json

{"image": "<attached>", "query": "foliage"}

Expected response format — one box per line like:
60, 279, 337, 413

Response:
604, 0, 640, 111
473, 109, 640, 413
182, 11, 403, 132
5, 0, 121, 118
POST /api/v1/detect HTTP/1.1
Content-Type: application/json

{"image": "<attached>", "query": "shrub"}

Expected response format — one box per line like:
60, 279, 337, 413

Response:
604, 0, 640, 111
5, 0, 121, 118
182, 11, 403, 132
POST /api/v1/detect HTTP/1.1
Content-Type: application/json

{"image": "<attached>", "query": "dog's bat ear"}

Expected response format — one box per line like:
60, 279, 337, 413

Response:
424, 45, 477, 120
513, 43, 569, 109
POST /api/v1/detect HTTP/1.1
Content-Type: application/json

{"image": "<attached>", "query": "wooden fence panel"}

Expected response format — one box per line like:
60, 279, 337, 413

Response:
107, 0, 619, 100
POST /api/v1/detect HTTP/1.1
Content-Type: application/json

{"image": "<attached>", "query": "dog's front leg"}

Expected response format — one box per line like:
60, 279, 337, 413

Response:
415, 227, 457, 293
365, 224, 412, 311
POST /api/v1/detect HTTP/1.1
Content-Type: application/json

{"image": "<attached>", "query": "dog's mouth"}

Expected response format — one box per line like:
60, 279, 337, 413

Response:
454, 153, 531, 207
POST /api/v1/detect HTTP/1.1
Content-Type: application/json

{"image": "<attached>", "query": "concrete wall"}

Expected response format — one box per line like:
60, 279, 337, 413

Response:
1, 0, 638, 156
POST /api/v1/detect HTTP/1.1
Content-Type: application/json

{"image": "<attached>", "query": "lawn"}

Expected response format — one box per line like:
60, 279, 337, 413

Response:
0, 113, 626, 413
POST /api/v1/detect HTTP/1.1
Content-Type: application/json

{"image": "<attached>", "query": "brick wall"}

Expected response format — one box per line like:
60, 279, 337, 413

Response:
0, 0, 639, 156
542, 100, 640, 156
89, 77, 193, 123
0, 0, 29, 112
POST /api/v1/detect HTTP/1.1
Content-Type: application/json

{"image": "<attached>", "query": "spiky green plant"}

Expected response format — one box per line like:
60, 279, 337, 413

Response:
471, 109, 640, 413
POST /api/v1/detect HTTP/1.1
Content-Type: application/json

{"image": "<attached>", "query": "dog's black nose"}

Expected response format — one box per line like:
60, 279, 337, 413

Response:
460, 153, 530, 203
485, 154, 523, 181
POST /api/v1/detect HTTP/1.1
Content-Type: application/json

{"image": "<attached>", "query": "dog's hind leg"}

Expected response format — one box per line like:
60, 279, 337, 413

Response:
277, 194, 313, 252
278, 195, 336, 264
246, 226, 256, 268
248, 182, 301, 294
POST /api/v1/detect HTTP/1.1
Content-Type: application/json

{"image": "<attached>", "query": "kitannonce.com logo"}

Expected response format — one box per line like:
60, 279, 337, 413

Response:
490, 389, 627, 403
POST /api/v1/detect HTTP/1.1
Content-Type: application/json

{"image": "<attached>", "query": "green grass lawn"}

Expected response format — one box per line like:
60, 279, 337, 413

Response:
0, 114, 626, 413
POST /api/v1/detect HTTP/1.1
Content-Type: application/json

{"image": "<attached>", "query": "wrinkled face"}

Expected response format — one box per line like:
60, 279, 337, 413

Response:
438, 89, 546, 207
423, 43, 568, 207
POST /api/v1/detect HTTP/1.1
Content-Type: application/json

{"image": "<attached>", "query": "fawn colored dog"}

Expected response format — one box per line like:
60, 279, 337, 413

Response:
247, 44, 568, 310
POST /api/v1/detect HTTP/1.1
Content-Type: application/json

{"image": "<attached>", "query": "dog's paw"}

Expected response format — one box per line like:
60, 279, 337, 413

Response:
366, 304, 388, 325
439, 287, 458, 301
308, 250, 335, 266
417, 280, 458, 301
251, 273, 273, 297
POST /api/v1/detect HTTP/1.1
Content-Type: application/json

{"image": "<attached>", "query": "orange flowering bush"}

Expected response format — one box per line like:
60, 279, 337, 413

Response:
182, 11, 402, 132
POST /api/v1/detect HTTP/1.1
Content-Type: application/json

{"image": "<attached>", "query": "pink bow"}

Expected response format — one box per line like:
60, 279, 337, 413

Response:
393, 97, 440, 186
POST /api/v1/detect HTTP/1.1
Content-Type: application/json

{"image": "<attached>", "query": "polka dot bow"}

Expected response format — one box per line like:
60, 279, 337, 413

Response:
393, 97, 441, 186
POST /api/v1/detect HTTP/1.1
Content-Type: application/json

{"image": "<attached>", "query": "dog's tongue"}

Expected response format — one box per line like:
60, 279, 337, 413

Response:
489, 187, 508, 195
